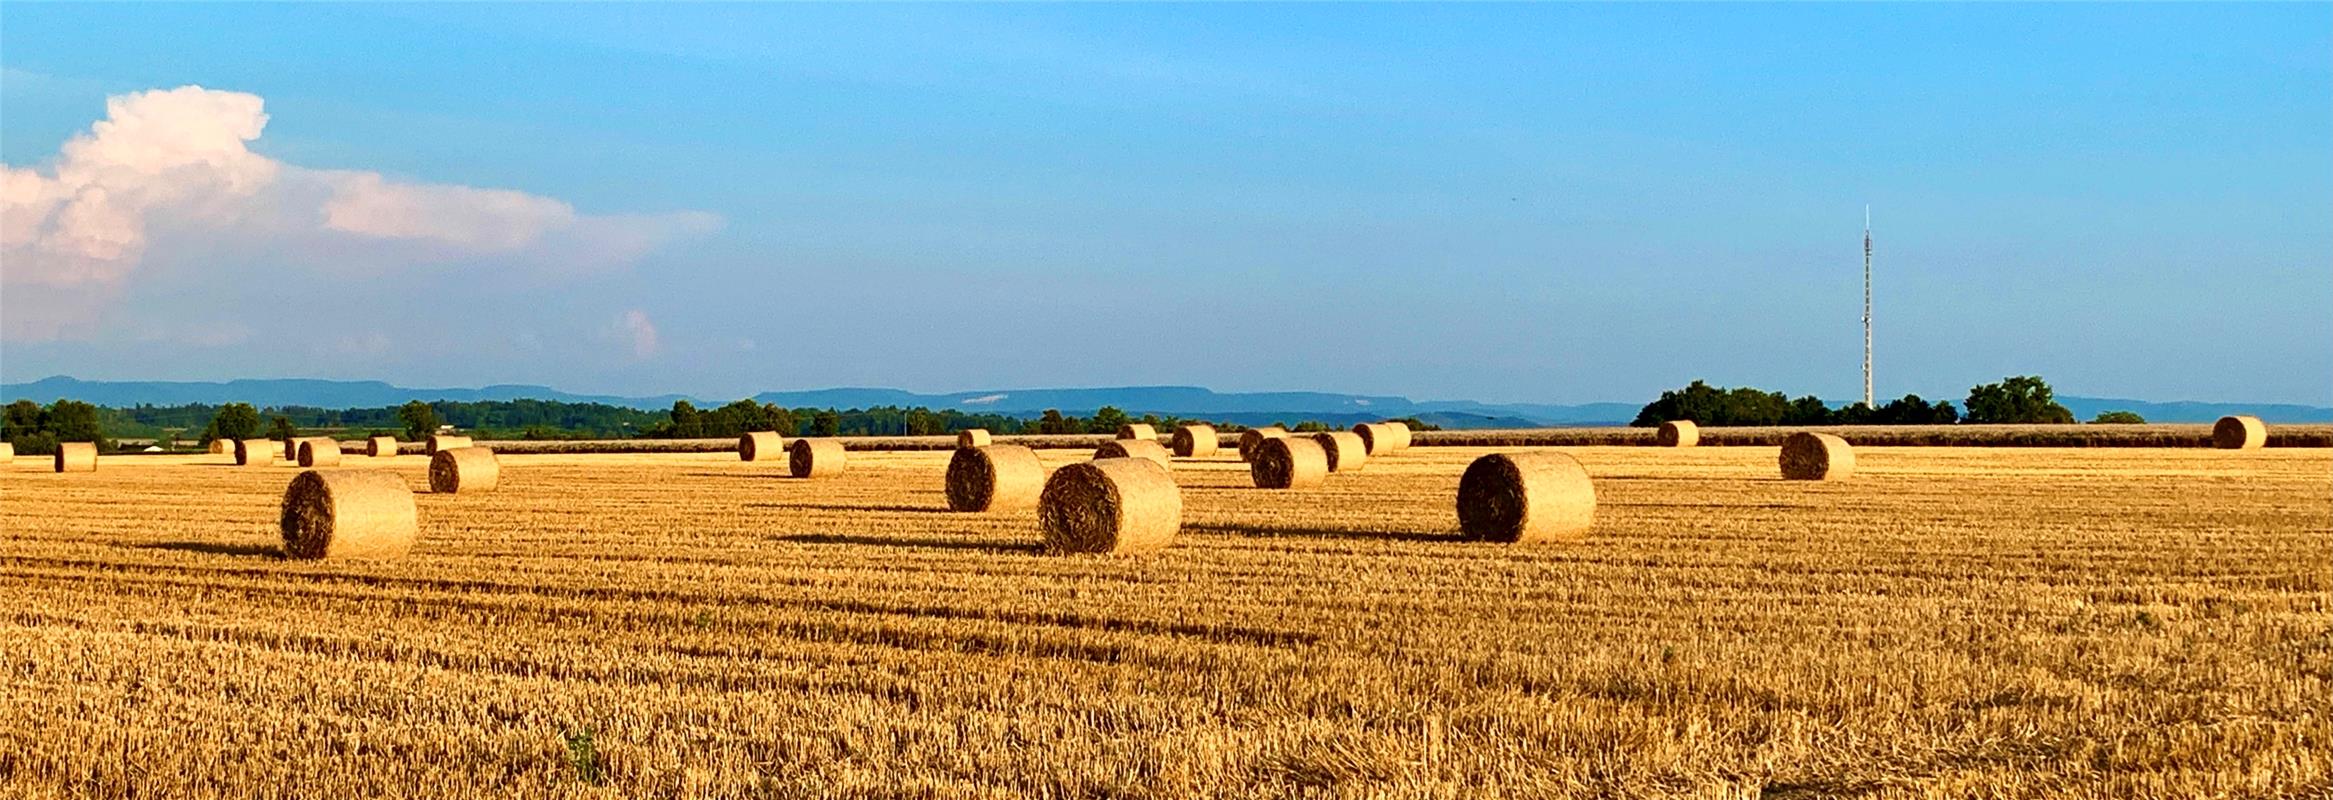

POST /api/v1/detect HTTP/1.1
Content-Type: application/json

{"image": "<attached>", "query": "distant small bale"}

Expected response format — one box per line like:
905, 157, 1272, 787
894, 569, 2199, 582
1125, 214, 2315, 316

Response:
298, 439, 343, 468
956, 429, 992, 449
235, 438, 276, 467
739, 431, 785, 462
1094, 438, 1171, 468
1381, 421, 1413, 451
429, 446, 500, 493
1238, 427, 1288, 461
1657, 420, 1700, 448
946, 444, 1045, 512
1352, 422, 1408, 456
1171, 424, 1219, 458
1039, 457, 1181, 555
0, 442, 11, 463
790, 438, 845, 478
2213, 415, 2266, 450
1249, 436, 1328, 490
1311, 431, 1369, 472
281, 469, 417, 560
1456, 451, 1595, 543
1115, 423, 1156, 441
53, 442, 97, 473
367, 436, 400, 458
1779, 432, 1854, 480
427, 434, 472, 456
207, 440, 233, 455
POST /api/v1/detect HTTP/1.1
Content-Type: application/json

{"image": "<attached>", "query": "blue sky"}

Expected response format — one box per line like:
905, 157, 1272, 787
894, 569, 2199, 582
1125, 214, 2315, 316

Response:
3, 4, 2326, 405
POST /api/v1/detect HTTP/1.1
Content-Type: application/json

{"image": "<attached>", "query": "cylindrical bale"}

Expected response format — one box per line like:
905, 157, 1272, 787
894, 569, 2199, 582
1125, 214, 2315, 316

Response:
1093, 438, 1171, 468
2214, 415, 2266, 450
1380, 421, 1412, 452
1249, 436, 1328, 489
946, 444, 1046, 512
1238, 427, 1288, 461
1039, 457, 1181, 555
207, 439, 233, 455
1115, 423, 1156, 441
0, 442, 12, 463
1779, 432, 1855, 480
368, 436, 400, 457
1657, 420, 1700, 448
429, 446, 500, 493
235, 438, 276, 467
1171, 424, 1219, 458
1311, 431, 1369, 472
53, 442, 97, 473
789, 438, 845, 478
298, 439, 343, 467
283, 439, 299, 460
1353, 423, 1407, 456
956, 429, 992, 449
281, 469, 417, 560
426, 434, 472, 456
1457, 451, 1596, 543
739, 431, 785, 462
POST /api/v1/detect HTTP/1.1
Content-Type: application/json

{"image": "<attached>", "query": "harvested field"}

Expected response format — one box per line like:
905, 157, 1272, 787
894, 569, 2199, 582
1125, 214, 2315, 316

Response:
0, 446, 2327, 797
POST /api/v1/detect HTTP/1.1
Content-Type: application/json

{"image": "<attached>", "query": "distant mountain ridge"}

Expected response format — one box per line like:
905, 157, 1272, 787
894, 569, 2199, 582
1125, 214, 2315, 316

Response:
4, 375, 2326, 427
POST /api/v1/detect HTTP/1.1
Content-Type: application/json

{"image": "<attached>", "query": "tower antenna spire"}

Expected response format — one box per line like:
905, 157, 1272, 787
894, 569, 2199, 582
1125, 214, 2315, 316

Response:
1862, 205, 1873, 409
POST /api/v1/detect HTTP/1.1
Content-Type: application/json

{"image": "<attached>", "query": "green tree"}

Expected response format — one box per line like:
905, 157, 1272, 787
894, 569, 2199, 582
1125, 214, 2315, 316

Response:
397, 400, 439, 441
2091, 410, 2146, 424
811, 409, 841, 437
267, 415, 298, 442
1963, 375, 2075, 424
202, 402, 262, 444
1034, 409, 1075, 435
1088, 406, 1131, 435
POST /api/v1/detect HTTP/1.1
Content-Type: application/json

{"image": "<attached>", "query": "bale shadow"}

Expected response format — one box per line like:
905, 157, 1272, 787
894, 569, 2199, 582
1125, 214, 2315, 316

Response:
774, 532, 1040, 554
747, 502, 951, 514
135, 541, 282, 558
1183, 522, 1455, 544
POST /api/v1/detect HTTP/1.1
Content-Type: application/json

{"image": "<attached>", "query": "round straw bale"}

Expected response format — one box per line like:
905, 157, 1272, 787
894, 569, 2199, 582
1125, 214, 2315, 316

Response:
368, 436, 400, 457
2213, 415, 2266, 450
1039, 457, 1181, 555
0, 442, 11, 463
280, 469, 417, 560
234, 438, 275, 467
739, 431, 785, 462
1093, 438, 1171, 468
956, 429, 992, 449
1311, 431, 1368, 472
1249, 436, 1328, 490
207, 439, 233, 455
282, 439, 299, 460
946, 444, 1045, 512
1115, 423, 1156, 441
53, 442, 97, 473
426, 434, 472, 455
1171, 424, 1219, 458
1352, 423, 1403, 455
1237, 427, 1288, 461
298, 439, 343, 468
1457, 451, 1595, 543
1381, 421, 1413, 451
1657, 420, 1700, 448
789, 438, 845, 478
429, 446, 500, 493
1779, 432, 1854, 480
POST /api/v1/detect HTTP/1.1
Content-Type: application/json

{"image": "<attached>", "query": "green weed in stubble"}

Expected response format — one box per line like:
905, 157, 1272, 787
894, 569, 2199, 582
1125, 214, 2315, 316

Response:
564, 727, 602, 785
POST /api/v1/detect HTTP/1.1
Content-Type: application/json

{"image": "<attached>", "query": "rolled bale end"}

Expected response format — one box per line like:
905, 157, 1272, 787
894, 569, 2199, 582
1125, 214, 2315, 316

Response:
1039, 458, 1181, 555
1312, 431, 1369, 472
1249, 436, 1328, 490
281, 469, 417, 560
2213, 415, 2266, 450
1171, 424, 1219, 458
1093, 438, 1172, 468
426, 434, 472, 456
53, 442, 98, 473
1115, 423, 1157, 441
739, 431, 785, 462
956, 429, 992, 449
789, 438, 845, 478
428, 447, 501, 494
946, 444, 1046, 512
367, 436, 400, 458
234, 439, 276, 467
1457, 451, 1596, 544
1237, 427, 1288, 462
207, 440, 233, 455
1656, 420, 1700, 448
1352, 423, 1388, 455
298, 440, 343, 468
1779, 432, 1855, 480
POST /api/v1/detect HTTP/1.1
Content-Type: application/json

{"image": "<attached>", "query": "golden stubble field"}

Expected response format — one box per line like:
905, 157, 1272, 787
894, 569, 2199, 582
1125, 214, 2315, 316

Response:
1, 445, 2327, 799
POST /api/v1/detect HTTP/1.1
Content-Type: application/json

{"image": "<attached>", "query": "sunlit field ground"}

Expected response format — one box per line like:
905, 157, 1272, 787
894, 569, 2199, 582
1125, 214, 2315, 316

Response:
2, 446, 2327, 798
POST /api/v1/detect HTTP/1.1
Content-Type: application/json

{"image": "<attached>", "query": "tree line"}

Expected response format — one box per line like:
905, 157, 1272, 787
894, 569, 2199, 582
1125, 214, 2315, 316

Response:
1631, 375, 2125, 427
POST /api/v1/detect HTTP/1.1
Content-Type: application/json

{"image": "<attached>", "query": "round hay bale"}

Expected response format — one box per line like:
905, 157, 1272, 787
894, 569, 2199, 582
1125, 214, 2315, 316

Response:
298, 439, 343, 468
0, 442, 11, 463
2213, 415, 2266, 450
1237, 427, 1288, 461
429, 446, 500, 493
1039, 457, 1181, 555
53, 442, 97, 473
956, 429, 992, 449
367, 436, 400, 457
1779, 432, 1854, 480
739, 431, 785, 462
280, 469, 417, 560
1171, 424, 1219, 458
1352, 423, 1405, 456
1656, 420, 1700, 448
789, 438, 845, 478
1311, 431, 1369, 472
1115, 423, 1156, 441
1381, 421, 1413, 451
1093, 438, 1171, 468
1457, 451, 1596, 543
946, 445, 1045, 512
207, 439, 233, 455
1249, 436, 1328, 489
234, 438, 276, 467
426, 434, 472, 456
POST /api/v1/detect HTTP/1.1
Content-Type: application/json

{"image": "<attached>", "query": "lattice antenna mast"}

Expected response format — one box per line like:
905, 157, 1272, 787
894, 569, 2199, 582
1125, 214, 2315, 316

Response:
1862, 205, 1873, 409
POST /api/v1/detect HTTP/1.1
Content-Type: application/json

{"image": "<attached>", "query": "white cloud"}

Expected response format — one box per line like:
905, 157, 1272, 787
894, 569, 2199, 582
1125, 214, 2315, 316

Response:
616, 309, 660, 359
1, 85, 721, 341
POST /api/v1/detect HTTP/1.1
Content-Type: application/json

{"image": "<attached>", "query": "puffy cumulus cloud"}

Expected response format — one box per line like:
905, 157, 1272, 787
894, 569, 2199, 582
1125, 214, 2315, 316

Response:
615, 310, 660, 359
1, 85, 720, 341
